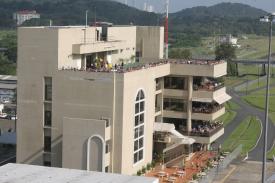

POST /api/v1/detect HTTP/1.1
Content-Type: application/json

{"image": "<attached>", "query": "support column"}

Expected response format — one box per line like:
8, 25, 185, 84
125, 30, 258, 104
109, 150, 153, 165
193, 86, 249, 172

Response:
187, 76, 193, 133
81, 55, 87, 70
160, 78, 164, 123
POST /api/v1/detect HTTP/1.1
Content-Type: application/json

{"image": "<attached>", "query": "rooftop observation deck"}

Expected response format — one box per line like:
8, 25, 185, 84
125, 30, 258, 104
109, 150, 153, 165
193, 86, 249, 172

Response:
60, 59, 227, 77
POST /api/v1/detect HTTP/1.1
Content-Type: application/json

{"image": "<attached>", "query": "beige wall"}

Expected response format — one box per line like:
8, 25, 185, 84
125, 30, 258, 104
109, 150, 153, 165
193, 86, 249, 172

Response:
17, 27, 58, 165
136, 26, 164, 59
62, 117, 106, 171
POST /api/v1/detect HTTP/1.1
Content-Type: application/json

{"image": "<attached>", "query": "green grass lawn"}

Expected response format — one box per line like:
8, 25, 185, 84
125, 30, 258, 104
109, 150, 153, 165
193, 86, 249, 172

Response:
239, 78, 275, 93
181, 35, 275, 60
220, 110, 237, 126
253, 86, 275, 95
237, 35, 275, 59
267, 145, 275, 160
222, 116, 261, 156
242, 95, 275, 112
225, 101, 240, 111
219, 101, 238, 126
224, 75, 258, 88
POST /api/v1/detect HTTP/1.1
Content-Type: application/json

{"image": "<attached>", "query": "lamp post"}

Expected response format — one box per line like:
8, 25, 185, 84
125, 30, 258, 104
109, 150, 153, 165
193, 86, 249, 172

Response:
260, 13, 275, 183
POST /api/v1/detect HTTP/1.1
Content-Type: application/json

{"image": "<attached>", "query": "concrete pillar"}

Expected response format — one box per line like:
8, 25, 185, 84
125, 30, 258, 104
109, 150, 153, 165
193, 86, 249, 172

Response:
187, 76, 193, 132
160, 77, 164, 123
81, 55, 87, 70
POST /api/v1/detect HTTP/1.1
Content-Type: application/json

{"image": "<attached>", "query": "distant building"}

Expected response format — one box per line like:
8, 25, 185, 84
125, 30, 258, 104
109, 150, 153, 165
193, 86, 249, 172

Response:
0, 163, 159, 183
143, 3, 154, 12
13, 10, 40, 26
219, 34, 240, 48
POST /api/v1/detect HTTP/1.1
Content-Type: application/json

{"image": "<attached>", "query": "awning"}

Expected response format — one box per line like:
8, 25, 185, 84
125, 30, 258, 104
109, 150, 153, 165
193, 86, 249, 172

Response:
214, 93, 232, 105
192, 97, 213, 103
154, 122, 175, 132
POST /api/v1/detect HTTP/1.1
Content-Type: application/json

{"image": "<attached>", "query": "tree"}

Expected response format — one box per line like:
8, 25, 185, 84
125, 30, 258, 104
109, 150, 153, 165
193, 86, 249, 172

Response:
169, 48, 192, 59
215, 43, 238, 76
0, 53, 16, 75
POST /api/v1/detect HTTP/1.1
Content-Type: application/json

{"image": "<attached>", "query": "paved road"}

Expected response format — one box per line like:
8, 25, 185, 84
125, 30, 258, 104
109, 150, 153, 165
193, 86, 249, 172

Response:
215, 79, 275, 161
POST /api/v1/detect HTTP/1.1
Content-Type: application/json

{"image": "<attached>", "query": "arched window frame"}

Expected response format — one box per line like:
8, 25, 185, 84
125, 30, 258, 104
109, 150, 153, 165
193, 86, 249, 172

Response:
133, 90, 145, 164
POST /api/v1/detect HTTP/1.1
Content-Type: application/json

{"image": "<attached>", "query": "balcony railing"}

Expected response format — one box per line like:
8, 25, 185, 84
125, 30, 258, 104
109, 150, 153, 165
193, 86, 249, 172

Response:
179, 124, 224, 137
192, 104, 224, 114
193, 82, 224, 92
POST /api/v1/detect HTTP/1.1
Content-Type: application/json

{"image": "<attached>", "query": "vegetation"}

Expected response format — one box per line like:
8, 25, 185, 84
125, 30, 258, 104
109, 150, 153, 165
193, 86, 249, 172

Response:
267, 145, 275, 160
0, 30, 17, 75
220, 110, 237, 127
0, 53, 16, 75
169, 48, 192, 59
225, 101, 240, 111
215, 43, 238, 76
222, 116, 261, 156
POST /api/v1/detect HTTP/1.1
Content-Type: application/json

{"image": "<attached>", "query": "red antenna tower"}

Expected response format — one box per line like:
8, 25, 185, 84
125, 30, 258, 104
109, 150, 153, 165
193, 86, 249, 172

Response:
164, 0, 169, 59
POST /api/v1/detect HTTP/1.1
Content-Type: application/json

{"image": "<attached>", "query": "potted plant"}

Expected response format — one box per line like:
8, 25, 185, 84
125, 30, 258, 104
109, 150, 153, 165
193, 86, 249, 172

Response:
141, 166, 146, 175
151, 160, 156, 169
146, 163, 151, 171
137, 170, 142, 176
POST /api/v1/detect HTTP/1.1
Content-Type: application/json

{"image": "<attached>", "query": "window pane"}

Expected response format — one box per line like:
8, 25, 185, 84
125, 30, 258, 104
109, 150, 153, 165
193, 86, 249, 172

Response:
134, 153, 138, 163
139, 114, 144, 124
134, 128, 138, 139
140, 101, 144, 112
135, 116, 139, 126
139, 126, 144, 136
134, 140, 138, 151
139, 138, 144, 149
138, 150, 143, 160
140, 91, 144, 100
135, 103, 139, 114
44, 110, 52, 126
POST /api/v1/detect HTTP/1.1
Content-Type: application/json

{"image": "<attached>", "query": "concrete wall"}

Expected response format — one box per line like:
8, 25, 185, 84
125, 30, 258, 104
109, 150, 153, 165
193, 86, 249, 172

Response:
62, 117, 106, 171
136, 26, 164, 59
17, 27, 58, 165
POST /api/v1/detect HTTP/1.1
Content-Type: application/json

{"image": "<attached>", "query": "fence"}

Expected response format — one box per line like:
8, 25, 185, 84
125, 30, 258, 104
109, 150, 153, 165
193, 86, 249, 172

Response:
198, 144, 242, 183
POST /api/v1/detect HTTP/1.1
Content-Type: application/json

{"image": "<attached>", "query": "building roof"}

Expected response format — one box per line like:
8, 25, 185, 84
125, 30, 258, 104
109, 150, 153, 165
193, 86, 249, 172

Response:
16, 10, 38, 15
0, 163, 159, 183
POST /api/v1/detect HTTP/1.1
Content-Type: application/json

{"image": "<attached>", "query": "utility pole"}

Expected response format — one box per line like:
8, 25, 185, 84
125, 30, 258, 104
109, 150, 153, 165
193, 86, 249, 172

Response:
260, 13, 274, 183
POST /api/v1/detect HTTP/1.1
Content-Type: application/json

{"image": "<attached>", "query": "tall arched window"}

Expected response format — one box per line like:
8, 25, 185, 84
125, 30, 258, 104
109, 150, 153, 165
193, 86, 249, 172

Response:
134, 90, 145, 164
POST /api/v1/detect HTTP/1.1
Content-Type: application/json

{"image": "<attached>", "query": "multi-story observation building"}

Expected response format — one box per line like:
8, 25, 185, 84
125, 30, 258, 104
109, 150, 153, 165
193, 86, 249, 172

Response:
16, 25, 231, 175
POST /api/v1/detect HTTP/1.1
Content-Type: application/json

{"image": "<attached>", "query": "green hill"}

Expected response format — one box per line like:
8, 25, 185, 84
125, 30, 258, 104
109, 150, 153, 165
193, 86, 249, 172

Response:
0, 0, 160, 28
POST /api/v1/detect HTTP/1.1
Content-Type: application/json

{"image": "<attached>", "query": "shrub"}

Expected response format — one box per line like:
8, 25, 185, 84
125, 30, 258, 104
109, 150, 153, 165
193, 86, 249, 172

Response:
146, 163, 151, 170
137, 170, 142, 176
151, 160, 156, 167
141, 166, 146, 174
193, 173, 198, 180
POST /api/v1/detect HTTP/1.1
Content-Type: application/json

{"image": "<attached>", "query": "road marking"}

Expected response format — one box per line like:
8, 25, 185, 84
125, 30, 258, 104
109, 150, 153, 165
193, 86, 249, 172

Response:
219, 165, 237, 183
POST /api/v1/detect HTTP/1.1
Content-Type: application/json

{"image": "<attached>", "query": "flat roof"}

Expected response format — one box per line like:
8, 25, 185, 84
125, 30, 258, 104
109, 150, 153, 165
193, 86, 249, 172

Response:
0, 163, 159, 183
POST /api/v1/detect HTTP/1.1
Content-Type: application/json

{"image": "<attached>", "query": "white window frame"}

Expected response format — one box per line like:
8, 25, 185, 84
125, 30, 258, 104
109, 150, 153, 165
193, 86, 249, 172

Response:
133, 90, 145, 165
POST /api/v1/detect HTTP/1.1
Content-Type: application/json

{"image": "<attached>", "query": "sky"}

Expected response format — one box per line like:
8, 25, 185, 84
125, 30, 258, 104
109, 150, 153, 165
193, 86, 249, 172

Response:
115, 0, 275, 13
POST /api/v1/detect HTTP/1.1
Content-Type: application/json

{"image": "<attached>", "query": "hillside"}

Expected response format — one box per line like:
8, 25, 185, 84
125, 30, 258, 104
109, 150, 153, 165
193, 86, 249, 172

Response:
0, 0, 160, 28
170, 3, 268, 36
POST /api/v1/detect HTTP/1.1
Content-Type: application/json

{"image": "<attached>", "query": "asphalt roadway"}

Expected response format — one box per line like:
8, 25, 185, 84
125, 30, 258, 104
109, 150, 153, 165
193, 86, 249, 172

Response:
215, 79, 275, 161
